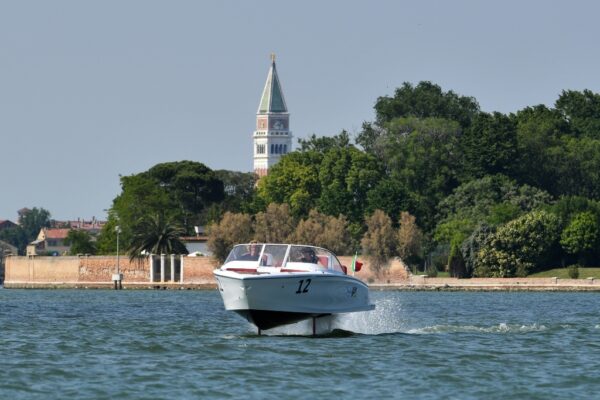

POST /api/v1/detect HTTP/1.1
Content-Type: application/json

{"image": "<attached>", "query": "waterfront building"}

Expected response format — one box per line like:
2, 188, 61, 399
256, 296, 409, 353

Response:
28, 228, 70, 256
253, 54, 292, 177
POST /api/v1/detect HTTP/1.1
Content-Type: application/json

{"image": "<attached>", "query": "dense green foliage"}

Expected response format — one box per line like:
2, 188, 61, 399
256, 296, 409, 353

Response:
560, 212, 600, 264
100, 161, 227, 253
476, 211, 561, 277
0, 227, 29, 255
19, 207, 52, 241
94, 81, 600, 277
0, 207, 52, 255
127, 214, 188, 259
250, 81, 600, 276
65, 229, 97, 255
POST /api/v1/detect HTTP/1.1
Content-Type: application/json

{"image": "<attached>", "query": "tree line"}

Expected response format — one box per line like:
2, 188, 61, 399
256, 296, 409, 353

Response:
6, 81, 600, 277
237, 81, 600, 277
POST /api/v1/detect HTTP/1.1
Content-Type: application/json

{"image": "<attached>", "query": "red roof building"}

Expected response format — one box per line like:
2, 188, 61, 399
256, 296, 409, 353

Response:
27, 228, 71, 256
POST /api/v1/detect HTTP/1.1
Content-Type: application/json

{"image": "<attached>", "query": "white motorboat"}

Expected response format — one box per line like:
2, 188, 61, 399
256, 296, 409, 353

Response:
213, 243, 375, 333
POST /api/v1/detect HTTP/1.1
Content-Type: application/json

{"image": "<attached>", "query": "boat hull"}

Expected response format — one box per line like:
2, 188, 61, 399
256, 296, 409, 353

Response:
214, 271, 374, 330
234, 310, 328, 330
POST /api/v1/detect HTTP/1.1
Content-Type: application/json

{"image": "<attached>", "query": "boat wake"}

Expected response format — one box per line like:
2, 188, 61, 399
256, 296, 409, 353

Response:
406, 322, 548, 334
249, 295, 572, 337
257, 296, 406, 336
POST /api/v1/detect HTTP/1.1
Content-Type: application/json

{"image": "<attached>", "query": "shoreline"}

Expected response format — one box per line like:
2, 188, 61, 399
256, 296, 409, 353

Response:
5, 255, 600, 292
5, 279, 600, 291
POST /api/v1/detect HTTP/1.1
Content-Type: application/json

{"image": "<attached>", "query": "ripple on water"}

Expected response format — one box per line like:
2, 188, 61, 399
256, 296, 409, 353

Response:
2, 290, 600, 399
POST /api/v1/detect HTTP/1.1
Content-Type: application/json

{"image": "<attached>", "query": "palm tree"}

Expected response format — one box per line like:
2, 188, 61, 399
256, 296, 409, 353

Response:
127, 214, 188, 260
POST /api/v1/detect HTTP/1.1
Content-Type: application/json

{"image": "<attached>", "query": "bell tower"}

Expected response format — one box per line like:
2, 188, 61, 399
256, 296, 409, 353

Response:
253, 54, 292, 177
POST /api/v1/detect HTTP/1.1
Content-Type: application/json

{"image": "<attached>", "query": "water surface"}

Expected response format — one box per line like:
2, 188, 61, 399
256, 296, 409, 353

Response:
2, 289, 600, 399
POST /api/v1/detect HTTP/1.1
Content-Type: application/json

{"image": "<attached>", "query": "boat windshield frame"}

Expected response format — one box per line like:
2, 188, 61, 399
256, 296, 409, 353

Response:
224, 243, 266, 264
224, 243, 344, 273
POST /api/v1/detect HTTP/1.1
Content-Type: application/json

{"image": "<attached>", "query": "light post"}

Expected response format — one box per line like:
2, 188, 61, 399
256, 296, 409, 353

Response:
113, 225, 122, 290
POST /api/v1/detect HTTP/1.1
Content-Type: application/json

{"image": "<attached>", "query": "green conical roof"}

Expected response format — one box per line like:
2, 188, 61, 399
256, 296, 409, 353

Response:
258, 58, 288, 114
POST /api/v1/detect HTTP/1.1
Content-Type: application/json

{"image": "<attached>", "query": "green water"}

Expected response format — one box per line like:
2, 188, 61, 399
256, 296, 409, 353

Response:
1, 289, 600, 399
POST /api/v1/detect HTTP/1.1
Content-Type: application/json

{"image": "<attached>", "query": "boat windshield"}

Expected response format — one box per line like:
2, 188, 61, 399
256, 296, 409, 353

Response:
288, 245, 345, 273
225, 244, 345, 273
260, 244, 288, 267
225, 243, 265, 263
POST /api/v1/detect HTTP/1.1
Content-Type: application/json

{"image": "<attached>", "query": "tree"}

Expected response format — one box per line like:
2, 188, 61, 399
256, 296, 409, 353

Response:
65, 229, 96, 255
297, 130, 351, 153
462, 112, 518, 179
477, 211, 561, 277
212, 170, 257, 213
437, 174, 552, 223
361, 210, 396, 274
448, 241, 467, 278
255, 151, 322, 218
253, 203, 295, 243
207, 212, 253, 263
553, 137, 600, 199
106, 161, 225, 252
555, 89, 600, 139
462, 224, 495, 278
291, 210, 352, 255
318, 214, 353, 255
376, 116, 464, 231
127, 214, 188, 260
0, 227, 29, 255
356, 122, 384, 155
397, 211, 423, 266
548, 196, 600, 225
560, 211, 599, 265
365, 176, 413, 224
317, 146, 384, 223
19, 207, 51, 241
434, 175, 553, 253
512, 105, 567, 193
145, 161, 225, 225
373, 81, 480, 128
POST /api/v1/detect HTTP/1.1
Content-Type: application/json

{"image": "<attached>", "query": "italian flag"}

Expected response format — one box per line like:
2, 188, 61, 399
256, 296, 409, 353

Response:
351, 252, 363, 275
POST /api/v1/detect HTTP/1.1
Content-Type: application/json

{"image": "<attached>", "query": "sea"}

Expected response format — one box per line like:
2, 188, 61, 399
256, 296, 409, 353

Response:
2, 288, 600, 399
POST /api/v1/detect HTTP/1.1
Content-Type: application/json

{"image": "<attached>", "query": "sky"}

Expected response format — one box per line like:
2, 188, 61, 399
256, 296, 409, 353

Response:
2, 0, 600, 221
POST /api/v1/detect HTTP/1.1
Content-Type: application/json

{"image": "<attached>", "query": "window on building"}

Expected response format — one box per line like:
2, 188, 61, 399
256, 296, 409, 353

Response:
284, 144, 287, 153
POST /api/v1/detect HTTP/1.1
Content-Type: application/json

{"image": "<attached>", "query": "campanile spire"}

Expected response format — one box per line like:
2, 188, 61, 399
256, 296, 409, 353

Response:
253, 55, 292, 177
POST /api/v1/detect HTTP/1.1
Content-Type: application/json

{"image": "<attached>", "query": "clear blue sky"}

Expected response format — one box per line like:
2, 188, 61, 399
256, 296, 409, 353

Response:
2, 0, 600, 220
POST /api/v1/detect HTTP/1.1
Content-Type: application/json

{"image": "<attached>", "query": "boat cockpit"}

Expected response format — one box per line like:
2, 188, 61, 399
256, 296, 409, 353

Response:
222, 243, 347, 274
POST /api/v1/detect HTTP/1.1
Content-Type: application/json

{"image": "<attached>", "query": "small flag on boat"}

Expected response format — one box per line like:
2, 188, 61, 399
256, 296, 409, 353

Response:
351, 252, 363, 274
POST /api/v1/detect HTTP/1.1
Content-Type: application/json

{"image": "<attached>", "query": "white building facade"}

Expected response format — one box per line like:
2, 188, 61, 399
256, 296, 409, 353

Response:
253, 55, 292, 177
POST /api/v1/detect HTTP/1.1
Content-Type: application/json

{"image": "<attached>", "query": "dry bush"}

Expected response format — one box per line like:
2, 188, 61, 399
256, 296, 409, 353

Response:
291, 209, 352, 254
361, 209, 396, 274
397, 211, 423, 265
253, 203, 295, 243
207, 212, 253, 263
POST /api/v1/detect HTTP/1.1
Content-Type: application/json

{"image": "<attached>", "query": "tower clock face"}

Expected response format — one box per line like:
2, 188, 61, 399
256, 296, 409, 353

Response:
272, 120, 283, 130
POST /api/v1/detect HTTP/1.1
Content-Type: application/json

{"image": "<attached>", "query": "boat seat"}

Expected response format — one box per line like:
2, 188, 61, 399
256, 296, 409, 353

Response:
260, 253, 273, 266
317, 255, 328, 267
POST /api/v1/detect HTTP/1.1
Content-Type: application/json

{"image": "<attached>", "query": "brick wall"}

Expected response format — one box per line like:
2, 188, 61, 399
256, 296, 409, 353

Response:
5, 256, 149, 283
182, 256, 218, 283
78, 256, 149, 282
5, 254, 398, 285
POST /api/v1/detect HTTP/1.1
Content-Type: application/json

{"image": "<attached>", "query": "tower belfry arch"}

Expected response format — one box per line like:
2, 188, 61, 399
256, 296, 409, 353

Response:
253, 54, 292, 177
